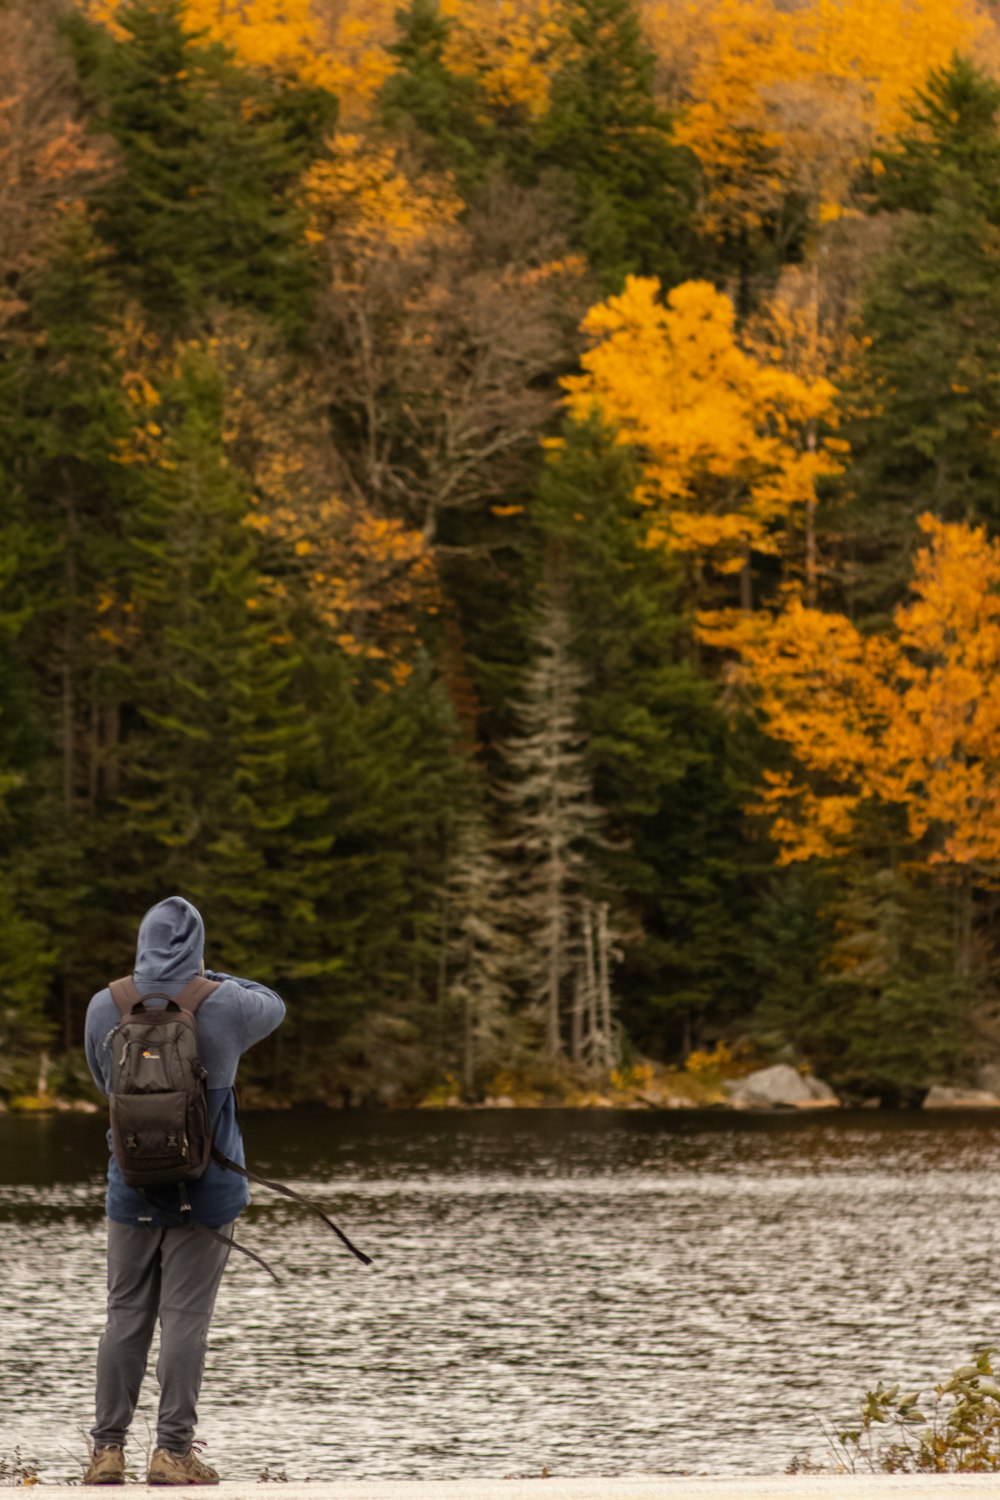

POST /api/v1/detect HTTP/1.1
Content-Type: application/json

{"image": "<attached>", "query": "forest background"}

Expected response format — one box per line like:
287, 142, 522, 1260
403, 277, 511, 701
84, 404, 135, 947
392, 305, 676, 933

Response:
6, 0, 1000, 1108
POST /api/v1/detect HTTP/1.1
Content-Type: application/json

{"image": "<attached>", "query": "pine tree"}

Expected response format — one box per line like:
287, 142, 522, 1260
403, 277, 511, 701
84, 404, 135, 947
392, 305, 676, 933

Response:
814, 867, 972, 1100
288, 653, 462, 1101
841, 57, 1000, 619
439, 803, 517, 1094
500, 561, 613, 1061
67, 0, 335, 330
533, 418, 766, 1059
527, 0, 697, 289
116, 348, 331, 984
379, 0, 495, 191
0, 213, 144, 1046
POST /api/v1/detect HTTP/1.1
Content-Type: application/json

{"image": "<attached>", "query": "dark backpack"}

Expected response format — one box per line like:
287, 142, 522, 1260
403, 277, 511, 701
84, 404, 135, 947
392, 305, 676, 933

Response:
107, 975, 218, 1188
103, 975, 373, 1280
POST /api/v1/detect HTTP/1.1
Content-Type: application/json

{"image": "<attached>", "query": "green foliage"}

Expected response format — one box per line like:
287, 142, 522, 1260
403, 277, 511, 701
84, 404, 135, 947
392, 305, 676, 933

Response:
379, 0, 495, 190
534, 418, 763, 1056
804, 866, 970, 1098
2, 0, 995, 1104
527, 0, 697, 289
67, 0, 335, 331
0, 213, 144, 1049
841, 56, 1000, 619
876, 54, 1000, 220
807, 1349, 1000, 1474
116, 349, 331, 979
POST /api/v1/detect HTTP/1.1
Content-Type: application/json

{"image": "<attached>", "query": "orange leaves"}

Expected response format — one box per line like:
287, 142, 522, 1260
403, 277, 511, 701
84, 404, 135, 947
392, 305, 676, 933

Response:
252, 495, 437, 684
669, 0, 997, 232
302, 133, 462, 256
708, 516, 1000, 870
0, 8, 107, 330
439, 0, 569, 117
88, 0, 393, 115
563, 275, 842, 570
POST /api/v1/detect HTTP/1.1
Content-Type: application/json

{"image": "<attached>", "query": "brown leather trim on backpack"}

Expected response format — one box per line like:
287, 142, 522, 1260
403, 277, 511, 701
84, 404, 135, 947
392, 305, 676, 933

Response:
107, 975, 219, 1014
109, 976, 141, 1014
172, 976, 219, 1012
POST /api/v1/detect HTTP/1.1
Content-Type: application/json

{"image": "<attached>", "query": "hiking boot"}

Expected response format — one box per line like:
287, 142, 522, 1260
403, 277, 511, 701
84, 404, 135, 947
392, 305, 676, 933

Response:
147, 1447, 220, 1485
82, 1446, 125, 1485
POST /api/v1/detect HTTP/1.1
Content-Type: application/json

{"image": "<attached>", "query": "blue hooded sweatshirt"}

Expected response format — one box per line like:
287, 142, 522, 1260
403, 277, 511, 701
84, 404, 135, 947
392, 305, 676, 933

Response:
85, 896, 285, 1228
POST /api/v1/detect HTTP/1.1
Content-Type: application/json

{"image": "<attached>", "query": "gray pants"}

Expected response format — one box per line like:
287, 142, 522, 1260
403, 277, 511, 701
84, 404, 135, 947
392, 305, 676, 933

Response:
92, 1219, 233, 1454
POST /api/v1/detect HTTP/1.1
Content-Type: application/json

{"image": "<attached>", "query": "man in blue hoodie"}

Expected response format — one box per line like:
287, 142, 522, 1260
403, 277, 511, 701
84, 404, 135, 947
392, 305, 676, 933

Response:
83, 896, 285, 1486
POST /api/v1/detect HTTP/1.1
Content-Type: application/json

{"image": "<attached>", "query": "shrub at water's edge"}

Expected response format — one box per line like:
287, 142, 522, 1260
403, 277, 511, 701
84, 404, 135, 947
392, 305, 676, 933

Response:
792, 1349, 1000, 1473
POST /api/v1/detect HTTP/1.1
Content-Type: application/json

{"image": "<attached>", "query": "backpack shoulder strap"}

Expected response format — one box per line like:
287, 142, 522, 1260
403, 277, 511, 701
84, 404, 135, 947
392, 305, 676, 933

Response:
108, 976, 141, 1015
173, 976, 220, 1014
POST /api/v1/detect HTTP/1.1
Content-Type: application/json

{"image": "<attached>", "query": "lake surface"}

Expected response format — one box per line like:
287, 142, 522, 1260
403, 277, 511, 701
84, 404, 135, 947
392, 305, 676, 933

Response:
2, 1108, 1000, 1482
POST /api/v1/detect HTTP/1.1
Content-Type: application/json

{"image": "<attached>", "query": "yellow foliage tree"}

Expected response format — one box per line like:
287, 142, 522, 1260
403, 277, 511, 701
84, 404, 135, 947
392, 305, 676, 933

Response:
439, 0, 569, 117
562, 274, 842, 595
87, 0, 394, 115
302, 132, 462, 254
702, 515, 1000, 873
111, 319, 438, 682
667, 0, 998, 237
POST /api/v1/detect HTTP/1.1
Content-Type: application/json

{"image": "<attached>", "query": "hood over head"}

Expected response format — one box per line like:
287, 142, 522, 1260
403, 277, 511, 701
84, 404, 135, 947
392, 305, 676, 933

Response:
133, 896, 205, 988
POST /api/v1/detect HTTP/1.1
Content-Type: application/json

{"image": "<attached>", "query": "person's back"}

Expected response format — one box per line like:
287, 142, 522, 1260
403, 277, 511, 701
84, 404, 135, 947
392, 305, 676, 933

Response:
83, 895, 284, 1485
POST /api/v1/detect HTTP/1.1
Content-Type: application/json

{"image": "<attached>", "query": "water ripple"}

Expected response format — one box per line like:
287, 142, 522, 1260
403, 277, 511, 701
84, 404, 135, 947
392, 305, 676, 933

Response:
2, 1110, 1000, 1482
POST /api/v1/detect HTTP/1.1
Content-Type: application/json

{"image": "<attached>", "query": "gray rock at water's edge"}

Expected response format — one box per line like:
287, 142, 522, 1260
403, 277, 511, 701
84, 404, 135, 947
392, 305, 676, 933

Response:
976, 1062, 1000, 1096
923, 1084, 1000, 1109
727, 1063, 838, 1109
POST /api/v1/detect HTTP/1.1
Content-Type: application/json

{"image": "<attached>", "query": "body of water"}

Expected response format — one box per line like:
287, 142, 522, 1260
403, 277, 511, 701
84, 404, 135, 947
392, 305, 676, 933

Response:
2, 1108, 1000, 1482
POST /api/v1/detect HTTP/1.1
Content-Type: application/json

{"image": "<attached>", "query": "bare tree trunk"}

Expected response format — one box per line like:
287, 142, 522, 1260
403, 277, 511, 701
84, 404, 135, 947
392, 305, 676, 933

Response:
463, 994, 474, 1097
104, 701, 121, 798
582, 900, 597, 1068
547, 863, 563, 1059
87, 675, 99, 807
955, 872, 974, 981
571, 968, 584, 1064
62, 493, 78, 807
597, 902, 614, 1069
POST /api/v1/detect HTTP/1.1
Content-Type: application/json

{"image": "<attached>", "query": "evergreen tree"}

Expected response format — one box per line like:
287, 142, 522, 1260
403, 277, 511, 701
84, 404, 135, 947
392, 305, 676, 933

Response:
841, 57, 1000, 619
379, 0, 495, 191
289, 654, 461, 1101
534, 419, 765, 1059
439, 802, 517, 1094
500, 561, 613, 1061
67, 0, 335, 331
810, 867, 972, 1100
0, 214, 142, 1046
876, 54, 1000, 221
116, 349, 332, 987
527, 0, 697, 289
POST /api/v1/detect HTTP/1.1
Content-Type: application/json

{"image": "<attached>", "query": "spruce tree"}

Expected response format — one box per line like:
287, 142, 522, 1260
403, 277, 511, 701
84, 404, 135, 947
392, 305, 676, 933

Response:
500, 561, 613, 1062
379, 0, 495, 191
533, 419, 766, 1059
116, 349, 331, 986
67, 0, 335, 331
841, 57, 1000, 619
439, 803, 517, 1094
527, 0, 697, 289
0, 213, 143, 1043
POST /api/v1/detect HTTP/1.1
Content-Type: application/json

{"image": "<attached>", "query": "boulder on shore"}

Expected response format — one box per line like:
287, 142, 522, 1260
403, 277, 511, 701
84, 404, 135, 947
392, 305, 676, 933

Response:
923, 1085, 1000, 1109
727, 1063, 839, 1110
